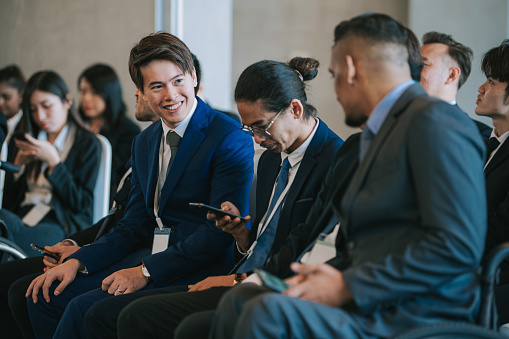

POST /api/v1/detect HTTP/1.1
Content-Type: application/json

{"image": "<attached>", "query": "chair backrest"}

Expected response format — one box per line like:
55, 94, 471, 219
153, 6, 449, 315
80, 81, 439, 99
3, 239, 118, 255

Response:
0, 142, 8, 209
93, 135, 112, 224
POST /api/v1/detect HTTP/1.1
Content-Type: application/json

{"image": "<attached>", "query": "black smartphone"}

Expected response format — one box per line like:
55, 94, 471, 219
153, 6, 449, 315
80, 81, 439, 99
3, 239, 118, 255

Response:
14, 131, 33, 142
254, 268, 290, 292
189, 202, 247, 223
30, 243, 60, 261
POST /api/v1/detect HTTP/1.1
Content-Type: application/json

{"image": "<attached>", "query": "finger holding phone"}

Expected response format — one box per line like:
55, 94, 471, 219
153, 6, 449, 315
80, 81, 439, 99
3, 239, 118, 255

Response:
14, 133, 61, 172
207, 201, 251, 252
42, 241, 81, 270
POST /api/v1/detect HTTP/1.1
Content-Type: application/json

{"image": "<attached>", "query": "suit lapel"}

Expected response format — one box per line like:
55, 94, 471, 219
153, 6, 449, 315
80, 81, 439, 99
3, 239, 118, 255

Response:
146, 121, 163, 212
158, 101, 208, 211
485, 138, 509, 175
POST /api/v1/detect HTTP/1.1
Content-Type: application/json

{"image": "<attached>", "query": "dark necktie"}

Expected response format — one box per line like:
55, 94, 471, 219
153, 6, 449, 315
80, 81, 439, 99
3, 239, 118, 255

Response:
238, 158, 292, 273
166, 131, 181, 175
486, 137, 500, 164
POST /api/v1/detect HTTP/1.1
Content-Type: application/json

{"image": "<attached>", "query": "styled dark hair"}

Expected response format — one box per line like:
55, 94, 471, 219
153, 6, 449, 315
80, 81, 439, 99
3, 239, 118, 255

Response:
0, 64, 26, 93
129, 32, 194, 92
78, 63, 126, 128
423, 32, 473, 89
481, 39, 509, 101
334, 13, 408, 47
406, 28, 423, 81
23, 71, 88, 136
192, 53, 201, 96
234, 57, 319, 119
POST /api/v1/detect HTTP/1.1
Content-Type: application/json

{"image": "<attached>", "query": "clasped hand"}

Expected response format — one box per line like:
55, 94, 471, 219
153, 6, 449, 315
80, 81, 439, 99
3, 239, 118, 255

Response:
14, 133, 61, 171
207, 201, 251, 251
42, 241, 81, 271
283, 262, 353, 308
101, 266, 148, 296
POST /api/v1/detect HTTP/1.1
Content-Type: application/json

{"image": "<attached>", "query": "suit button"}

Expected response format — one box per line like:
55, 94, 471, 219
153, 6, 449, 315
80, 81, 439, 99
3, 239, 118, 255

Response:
347, 241, 356, 250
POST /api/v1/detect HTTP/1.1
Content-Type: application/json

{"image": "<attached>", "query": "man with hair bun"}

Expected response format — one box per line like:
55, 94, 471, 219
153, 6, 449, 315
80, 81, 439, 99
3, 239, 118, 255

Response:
83, 56, 344, 339
24, 32, 254, 338
420, 31, 491, 139
210, 13, 486, 339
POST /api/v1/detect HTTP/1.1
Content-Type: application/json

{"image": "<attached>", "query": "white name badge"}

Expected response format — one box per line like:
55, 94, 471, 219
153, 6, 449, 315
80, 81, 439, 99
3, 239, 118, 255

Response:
22, 203, 52, 227
305, 238, 337, 265
152, 227, 170, 254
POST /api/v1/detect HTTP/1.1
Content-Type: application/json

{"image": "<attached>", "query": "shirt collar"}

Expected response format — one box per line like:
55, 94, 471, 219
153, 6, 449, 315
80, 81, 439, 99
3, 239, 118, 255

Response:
365, 80, 415, 136
161, 97, 197, 139
281, 118, 320, 168
37, 123, 70, 152
447, 100, 457, 106
7, 109, 23, 135
490, 129, 509, 145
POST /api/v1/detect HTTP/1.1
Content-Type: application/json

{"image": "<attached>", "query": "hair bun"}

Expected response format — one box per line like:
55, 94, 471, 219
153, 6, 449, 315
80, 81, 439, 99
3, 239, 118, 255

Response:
288, 57, 319, 81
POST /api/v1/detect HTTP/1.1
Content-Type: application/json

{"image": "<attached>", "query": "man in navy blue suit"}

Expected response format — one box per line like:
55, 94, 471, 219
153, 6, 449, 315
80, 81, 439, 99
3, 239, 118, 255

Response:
24, 32, 254, 339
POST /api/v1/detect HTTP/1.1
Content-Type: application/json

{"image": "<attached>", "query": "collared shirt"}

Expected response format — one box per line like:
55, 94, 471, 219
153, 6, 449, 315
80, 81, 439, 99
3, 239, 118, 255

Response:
360, 80, 415, 162
447, 100, 457, 106
254, 119, 320, 240
485, 129, 509, 169
154, 98, 198, 219
6, 109, 23, 144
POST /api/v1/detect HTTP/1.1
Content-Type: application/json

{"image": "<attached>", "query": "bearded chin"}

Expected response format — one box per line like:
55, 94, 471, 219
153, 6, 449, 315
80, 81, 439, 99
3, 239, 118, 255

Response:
345, 113, 367, 128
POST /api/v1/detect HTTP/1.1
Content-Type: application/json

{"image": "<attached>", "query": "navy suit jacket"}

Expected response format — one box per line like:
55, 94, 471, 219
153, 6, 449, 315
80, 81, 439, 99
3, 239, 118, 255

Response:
71, 98, 254, 285
248, 119, 343, 261
333, 84, 487, 337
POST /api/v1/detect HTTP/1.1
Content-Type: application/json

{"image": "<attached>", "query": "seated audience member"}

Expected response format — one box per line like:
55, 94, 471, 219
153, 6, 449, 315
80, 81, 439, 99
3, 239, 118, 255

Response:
208, 13, 486, 339
420, 31, 492, 140
24, 32, 254, 339
78, 64, 140, 192
0, 70, 101, 257
91, 20, 425, 339
192, 54, 241, 123
84, 56, 344, 338
474, 39, 509, 325
0, 65, 26, 150
0, 89, 157, 339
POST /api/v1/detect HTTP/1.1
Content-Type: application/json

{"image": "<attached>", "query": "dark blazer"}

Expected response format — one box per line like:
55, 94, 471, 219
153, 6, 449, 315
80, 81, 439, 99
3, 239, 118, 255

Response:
262, 132, 359, 278
456, 104, 492, 141
484, 137, 509, 254
331, 84, 486, 337
71, 98, 254, 286
247, 120, 343, 263
100, 115, 140, 196
4, 126, 101, 235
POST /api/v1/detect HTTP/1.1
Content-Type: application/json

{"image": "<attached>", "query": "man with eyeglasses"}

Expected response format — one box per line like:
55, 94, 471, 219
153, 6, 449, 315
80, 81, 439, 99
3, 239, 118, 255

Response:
83, 58, 345, 338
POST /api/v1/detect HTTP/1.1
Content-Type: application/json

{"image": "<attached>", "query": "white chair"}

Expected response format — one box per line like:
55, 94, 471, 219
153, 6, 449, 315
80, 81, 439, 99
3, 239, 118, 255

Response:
93, 135, 112, 224
0, 142, 8, 209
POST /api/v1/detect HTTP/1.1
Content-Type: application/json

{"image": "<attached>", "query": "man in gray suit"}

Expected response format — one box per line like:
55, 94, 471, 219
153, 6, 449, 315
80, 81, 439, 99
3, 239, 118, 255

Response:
210, 13, 487, 339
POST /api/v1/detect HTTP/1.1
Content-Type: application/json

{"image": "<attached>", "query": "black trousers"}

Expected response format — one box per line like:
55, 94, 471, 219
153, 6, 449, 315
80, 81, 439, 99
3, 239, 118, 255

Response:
85, 285, 231, 339
0, 256, 45, 339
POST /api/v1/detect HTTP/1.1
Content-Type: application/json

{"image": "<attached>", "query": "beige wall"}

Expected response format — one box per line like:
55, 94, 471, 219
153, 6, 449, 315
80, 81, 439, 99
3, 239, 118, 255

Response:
232, 0, 409, 139
0, 0, 154, 128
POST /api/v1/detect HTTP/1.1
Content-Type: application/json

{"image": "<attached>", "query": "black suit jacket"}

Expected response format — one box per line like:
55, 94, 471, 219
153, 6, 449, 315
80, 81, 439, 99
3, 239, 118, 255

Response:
484, 138, 509, 254
456, 104, 492, 141
4, 127, 101, 235
245, 120, 343, 263
262, 132, 360, 278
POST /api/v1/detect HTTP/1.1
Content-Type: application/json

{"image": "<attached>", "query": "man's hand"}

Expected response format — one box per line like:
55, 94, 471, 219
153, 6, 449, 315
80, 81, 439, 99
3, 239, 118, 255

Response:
207, 201, 251, 251
42, 241, 81, 270
188, 274, 236, 292
102, 266, 149, 296
26, 258, 82, 304
283, 263, 353, 308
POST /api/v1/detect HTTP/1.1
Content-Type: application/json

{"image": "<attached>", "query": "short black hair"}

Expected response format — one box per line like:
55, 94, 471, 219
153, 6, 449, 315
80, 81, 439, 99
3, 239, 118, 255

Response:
191, 53, 201, 96
406, 27, 423, 81
334, 13, 408, 47
481, 39, 509, 101
0, 65, 25, 92
423, 32, 473, 89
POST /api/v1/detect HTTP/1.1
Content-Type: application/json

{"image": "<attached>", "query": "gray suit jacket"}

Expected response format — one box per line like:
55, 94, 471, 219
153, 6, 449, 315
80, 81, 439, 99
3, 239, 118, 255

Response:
332, 83, 487, 337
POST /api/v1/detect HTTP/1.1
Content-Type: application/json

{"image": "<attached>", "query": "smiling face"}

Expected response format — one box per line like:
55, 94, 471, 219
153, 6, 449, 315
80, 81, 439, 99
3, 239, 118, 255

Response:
237, 100, 303, 153
141, 60, 197, 129
0, 82, 22, 119
79, 78, 106, 119
475, 77, 509, 118
30, 90, 69, 136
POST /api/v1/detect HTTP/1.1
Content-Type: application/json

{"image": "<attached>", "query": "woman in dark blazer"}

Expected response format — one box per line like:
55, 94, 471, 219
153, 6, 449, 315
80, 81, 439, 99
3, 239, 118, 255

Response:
78, 64, 140, 195
0, 70, 101, 257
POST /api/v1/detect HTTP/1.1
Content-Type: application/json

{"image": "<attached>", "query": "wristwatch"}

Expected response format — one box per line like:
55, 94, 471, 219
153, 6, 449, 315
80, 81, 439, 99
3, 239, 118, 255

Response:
141, 262, 152, 281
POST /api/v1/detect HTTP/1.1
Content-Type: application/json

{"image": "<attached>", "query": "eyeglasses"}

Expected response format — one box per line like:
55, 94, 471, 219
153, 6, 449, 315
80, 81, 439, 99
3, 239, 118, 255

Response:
241, 109, 283, 139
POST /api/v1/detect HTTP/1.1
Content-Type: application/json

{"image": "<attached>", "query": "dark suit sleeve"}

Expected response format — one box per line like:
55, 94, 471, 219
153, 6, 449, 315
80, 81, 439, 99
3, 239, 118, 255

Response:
486, 185, 509, 253
341, 104, 487, 314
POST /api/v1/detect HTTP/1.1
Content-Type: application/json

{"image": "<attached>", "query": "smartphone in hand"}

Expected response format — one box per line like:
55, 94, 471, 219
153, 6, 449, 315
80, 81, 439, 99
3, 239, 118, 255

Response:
30, 243, 61, 261
189, 202, 247, 223
254, 268, 290, 292
14, 131, 33, 142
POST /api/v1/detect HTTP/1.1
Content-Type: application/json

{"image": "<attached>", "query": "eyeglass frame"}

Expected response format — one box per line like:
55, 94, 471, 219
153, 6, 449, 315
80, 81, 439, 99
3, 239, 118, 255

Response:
240, 108, 284, 139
